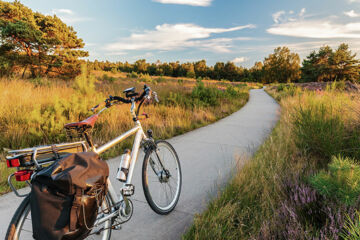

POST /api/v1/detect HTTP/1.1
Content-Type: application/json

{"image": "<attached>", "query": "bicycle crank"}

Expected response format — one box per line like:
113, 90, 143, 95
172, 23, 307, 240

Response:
112, 197, 134, 230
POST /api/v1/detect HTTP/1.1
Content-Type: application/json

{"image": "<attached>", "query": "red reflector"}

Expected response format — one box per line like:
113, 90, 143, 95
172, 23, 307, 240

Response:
6, 158, 20, 168
15, 170, 33, 181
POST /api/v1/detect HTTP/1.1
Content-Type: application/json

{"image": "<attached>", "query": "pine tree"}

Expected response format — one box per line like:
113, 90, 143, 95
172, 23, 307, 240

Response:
0, 0, 88, 78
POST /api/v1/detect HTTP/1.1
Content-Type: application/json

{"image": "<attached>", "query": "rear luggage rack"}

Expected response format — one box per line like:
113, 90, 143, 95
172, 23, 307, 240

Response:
6, 141, 88, 197
6, 141, 88, 168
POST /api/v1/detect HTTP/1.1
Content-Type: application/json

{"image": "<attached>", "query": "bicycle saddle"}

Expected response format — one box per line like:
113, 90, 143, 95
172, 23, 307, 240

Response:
123, 87, 138, 98
123, 87, 136, 94
64, 114, 99, 129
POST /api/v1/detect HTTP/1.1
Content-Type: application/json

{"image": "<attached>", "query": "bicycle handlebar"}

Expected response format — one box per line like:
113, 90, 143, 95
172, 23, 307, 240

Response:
91, 85, 157, 113
109, 84, 151, 104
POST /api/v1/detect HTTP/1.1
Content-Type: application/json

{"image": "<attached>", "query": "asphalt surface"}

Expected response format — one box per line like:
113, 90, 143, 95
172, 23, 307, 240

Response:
0, 88, 279, 239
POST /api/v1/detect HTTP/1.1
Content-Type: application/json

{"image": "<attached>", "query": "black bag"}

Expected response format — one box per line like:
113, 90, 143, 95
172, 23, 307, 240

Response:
30, 152, 109, 240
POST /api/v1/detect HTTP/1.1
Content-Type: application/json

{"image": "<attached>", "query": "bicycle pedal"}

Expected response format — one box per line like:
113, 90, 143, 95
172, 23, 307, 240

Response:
121, 184, 135, 196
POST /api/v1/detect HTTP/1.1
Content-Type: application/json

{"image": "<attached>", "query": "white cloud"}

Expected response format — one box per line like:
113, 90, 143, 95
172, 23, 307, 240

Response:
345, 10, 360, 17
231, 57, 247, 64
52, 9, 74, 15
272, 8, 305, 24
152, 0, 212, 7
105, 23, 255, 53
272, 11, 286, 24
51, 8, 91, 24
267, 9, 360, 39
299, 8, 306, 17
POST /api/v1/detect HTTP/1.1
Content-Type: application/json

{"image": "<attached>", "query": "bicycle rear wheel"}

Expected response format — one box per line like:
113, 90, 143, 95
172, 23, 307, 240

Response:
142, 140, 182, 215
5, 194, 112, 240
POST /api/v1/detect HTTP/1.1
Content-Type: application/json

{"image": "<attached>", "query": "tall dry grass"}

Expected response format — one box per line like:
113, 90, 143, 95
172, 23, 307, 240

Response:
0, 73, 249, 194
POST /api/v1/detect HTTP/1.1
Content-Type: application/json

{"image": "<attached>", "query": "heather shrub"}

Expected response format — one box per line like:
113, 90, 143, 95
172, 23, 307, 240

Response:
309, 156, 360, 206
259, 177, 358, 240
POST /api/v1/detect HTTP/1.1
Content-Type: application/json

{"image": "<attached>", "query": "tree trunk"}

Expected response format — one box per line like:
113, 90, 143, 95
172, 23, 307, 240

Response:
22, 64, 28, 78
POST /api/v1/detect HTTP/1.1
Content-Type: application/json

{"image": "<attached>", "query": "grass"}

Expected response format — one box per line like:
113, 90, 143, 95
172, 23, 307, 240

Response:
0, 71, 250, 195
183, 86, 360, 239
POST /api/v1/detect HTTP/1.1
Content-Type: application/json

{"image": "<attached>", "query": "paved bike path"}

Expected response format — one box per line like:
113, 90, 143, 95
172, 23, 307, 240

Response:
0, 89, 279, 239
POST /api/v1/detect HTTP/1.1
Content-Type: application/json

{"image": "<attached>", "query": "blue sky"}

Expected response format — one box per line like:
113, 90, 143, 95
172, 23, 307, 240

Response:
10, 0, 360, 67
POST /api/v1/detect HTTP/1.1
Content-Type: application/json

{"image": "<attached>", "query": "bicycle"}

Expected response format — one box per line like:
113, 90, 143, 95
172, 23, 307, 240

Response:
5, 85, 182, 240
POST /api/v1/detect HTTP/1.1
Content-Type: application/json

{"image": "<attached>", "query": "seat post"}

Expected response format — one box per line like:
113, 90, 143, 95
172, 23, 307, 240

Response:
83, 131, 94, 149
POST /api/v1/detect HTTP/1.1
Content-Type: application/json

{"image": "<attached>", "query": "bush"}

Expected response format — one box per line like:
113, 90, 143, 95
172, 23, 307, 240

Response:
73, 64, 96, 95
165, 91, 191, 108
102, 74, 116, 83
110, 68, 118, 74
309, 156, 360, 206
127, 71, 138, 78
139, 73, 152, 83
277, 83, 286, 91
224, 85, 239, 98
191, 81, 222, 107
177, 78, 184, 85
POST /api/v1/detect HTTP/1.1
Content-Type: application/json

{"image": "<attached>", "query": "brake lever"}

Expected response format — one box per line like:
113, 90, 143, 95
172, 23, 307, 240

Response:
105, 96, 112, 108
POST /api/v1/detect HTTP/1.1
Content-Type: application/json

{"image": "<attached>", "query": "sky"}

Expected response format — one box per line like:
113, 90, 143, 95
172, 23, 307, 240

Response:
9, 0, 360, 67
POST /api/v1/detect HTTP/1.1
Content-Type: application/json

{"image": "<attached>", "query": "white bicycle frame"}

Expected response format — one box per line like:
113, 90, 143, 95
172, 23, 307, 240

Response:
91, 100, 150, 227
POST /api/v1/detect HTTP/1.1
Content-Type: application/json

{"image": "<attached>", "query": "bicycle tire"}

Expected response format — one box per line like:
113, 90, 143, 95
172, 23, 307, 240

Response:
5, 193, 112, 240
142, 140, 182, 215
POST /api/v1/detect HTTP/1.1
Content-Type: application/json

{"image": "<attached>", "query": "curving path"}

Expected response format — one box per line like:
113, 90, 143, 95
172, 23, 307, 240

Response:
0, 89, 279, 239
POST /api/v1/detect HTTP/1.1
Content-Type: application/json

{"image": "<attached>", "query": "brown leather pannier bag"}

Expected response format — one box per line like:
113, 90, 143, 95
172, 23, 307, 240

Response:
30, 152, 109, 240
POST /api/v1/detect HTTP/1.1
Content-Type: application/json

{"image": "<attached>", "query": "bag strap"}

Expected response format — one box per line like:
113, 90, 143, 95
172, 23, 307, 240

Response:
51, 144, 61, 159
70, 188, 82, 232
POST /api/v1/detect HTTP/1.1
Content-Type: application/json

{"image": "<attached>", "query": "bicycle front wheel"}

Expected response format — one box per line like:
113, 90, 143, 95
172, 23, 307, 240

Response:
5, 194, 112, 240
142, 140, 182, 215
